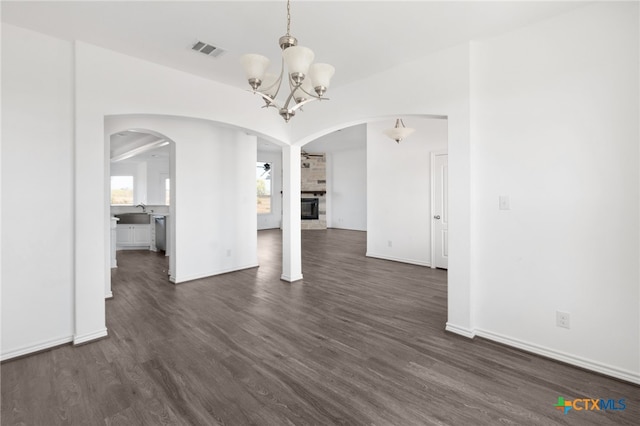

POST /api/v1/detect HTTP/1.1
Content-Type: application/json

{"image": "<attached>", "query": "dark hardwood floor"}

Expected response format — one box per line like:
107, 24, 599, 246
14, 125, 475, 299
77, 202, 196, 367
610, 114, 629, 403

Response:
2, 229, 638, 425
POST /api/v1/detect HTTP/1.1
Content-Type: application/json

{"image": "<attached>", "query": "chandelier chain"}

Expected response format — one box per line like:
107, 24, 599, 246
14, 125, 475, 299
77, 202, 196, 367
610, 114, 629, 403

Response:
286, 0, 291, 36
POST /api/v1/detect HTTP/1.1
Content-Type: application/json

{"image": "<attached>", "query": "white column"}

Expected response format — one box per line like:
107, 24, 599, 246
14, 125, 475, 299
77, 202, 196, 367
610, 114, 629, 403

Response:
74, 42, 108, 345
281, 144, 303, 282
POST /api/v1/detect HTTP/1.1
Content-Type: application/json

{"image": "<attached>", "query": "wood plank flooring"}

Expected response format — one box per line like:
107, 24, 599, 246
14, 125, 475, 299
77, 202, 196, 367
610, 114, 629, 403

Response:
2, 229, 638, 425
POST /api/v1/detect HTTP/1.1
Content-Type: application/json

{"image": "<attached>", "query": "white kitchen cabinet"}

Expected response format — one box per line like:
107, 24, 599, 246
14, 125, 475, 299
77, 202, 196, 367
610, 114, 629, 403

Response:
116, 224, 151, 249
133, 225, 151, 245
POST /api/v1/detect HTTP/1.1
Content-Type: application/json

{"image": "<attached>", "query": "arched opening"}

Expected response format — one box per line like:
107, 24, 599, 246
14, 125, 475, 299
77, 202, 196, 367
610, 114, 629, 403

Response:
290, 115, 449, 325
104, 115, 263, 293
106, 128, 176, 296
297, 116, 448, 264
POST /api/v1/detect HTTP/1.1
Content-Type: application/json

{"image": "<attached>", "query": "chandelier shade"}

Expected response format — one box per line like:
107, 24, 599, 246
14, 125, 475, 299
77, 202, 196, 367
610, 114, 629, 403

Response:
240, 54, 270, 89
240, 0, 334, 122
383, 119, 416, 143
282, 46, 314, 80
309, 63, 335, 96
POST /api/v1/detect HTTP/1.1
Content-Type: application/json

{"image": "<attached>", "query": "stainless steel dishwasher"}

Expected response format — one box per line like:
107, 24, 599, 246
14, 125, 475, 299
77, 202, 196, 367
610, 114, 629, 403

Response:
154, 216, 166, 251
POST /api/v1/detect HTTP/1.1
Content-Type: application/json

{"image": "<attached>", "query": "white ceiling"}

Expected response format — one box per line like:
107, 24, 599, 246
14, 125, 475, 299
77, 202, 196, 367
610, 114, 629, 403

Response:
110, 130, 171, 163
2, 1, 588, 91
304, 123, 366, 153
257, 123, 366, 154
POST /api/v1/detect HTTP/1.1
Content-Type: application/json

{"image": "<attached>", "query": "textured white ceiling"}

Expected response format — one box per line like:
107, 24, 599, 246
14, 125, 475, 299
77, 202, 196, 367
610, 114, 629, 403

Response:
2, 1, 588, 90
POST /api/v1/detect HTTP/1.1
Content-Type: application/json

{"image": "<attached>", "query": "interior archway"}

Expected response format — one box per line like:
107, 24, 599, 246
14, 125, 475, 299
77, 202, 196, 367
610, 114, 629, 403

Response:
105, 114, 262, 289
106, 128, 176, 297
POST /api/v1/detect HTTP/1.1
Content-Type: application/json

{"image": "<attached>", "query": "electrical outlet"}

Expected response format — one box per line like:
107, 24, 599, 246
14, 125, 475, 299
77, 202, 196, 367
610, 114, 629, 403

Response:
388, 240, 392, 248
226, 249, 231, 257
556, 311, 570, 329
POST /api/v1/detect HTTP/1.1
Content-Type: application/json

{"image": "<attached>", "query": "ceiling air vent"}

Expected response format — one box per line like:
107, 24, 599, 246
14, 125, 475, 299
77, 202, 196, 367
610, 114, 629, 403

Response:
191, 41, 225, 58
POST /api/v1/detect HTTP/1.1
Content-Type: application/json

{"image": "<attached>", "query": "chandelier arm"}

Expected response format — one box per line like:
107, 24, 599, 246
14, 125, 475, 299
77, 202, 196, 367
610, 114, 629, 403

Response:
286, 73, 325, 106
264, 58, 287, 101
290, 97, 320, 113
282, 80, 302, 111
287, 73, 297, 98
249, 90, 284, 110
261, 103, 280, 110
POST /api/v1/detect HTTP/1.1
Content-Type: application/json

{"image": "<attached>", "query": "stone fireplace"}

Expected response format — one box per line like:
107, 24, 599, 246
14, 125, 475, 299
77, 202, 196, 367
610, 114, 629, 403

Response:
301, 152, 327, 229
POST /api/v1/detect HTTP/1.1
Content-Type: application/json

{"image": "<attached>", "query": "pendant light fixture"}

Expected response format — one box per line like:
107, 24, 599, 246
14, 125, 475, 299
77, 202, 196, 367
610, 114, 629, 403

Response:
383, 119, 415, 143
240, 0, 335, 122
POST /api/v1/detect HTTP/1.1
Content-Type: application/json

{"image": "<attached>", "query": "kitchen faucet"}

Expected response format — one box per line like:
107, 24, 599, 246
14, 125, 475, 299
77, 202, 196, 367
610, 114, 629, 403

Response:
135, 203, 147, 213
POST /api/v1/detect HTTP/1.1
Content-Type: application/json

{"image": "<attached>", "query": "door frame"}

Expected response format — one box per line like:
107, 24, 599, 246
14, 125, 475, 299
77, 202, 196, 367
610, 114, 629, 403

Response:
430, 150, 448, 268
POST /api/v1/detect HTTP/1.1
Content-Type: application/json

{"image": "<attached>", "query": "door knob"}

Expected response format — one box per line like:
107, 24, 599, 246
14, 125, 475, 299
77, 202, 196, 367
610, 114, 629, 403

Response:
434, 215, 441, 220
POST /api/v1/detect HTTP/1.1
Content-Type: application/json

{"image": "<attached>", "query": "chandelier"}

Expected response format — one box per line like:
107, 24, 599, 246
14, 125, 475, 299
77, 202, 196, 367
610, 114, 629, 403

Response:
383, 119, 415, 143
240, 0, 335, 122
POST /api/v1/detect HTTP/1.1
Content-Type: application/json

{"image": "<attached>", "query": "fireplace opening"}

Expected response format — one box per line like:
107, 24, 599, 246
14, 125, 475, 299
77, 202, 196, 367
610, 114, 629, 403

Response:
301, 198, 319, 220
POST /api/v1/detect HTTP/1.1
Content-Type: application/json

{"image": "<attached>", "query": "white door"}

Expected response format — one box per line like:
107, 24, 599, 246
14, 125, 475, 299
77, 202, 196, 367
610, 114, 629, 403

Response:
432, 153, 448, 269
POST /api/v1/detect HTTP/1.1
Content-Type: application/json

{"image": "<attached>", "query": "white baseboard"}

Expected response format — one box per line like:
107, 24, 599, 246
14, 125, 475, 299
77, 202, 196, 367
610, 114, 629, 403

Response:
445, 322, 476, 338
366, 252, 431, 267
173, 263, 259, 284
475, 328, 640, 385
73, 328, 108, 346
116, 246, 151, 251
1, 335, 73, 361
105, 291, 113, 299
281, 273, 303, 282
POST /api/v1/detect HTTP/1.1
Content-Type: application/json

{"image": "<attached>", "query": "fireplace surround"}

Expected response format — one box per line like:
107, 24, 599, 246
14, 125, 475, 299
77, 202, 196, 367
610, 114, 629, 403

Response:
300, 152, 326, 229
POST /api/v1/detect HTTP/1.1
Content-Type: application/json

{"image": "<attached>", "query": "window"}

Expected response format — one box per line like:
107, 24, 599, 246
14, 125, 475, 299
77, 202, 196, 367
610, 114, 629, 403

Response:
256, 162, 272, 214
111, 176, 134, 205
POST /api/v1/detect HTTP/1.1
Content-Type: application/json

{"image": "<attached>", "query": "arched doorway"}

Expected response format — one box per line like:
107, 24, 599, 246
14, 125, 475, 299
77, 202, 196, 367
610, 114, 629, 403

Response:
107, 128, 176, 296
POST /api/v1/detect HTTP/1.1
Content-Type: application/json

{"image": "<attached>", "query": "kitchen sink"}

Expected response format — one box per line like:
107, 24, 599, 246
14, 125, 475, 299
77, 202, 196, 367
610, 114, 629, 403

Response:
114, 213, 150, 224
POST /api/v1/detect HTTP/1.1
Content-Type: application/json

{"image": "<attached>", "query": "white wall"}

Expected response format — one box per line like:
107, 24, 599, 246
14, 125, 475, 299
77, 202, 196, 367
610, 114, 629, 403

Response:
257, 147, 283, 230
290, 2, 639, 382
292, 42, 474, 338
146, 159, 170, 205
328, 147, 367, 231
2, 2, 639, 383
106, 115, 258, 284
1, 25, 75, 358
471, 2, 639, 381
367, 118, 448, 265
1, 23, 285, 359
71, 37, 290, 347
